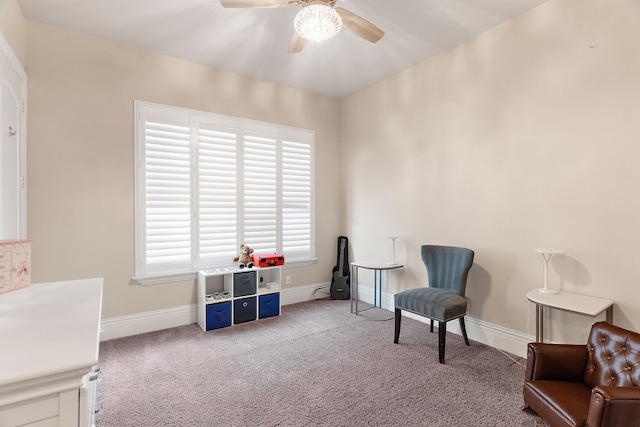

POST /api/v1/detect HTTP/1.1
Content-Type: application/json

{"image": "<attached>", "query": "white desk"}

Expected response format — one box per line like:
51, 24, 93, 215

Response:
526, 289, 613, 342
0, 278, 103, 427
350, 261, 403, 315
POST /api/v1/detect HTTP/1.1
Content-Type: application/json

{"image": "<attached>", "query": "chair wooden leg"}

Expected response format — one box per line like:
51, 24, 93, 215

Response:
438, 321, 446, 364
430, 319, 434, 333
394, 308, 401, 344
459, 317, 470, 346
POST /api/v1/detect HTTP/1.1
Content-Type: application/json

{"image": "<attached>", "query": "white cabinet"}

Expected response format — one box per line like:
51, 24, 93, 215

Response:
197, 267, 281, 331
0, 278, 103, 427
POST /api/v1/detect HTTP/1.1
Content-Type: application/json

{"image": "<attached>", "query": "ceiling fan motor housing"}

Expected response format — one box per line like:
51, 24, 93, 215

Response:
298, 0, 337, 7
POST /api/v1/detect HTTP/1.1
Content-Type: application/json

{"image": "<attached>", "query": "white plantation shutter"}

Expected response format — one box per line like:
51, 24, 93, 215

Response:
243, 130, 278, 254
140, 112, 192, 274
198, 124, 237, 266
135, 101, 314, 279
282, 132, 313, 259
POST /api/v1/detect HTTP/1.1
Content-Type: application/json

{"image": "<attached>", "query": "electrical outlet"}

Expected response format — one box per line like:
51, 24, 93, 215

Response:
285, 275, 291, 285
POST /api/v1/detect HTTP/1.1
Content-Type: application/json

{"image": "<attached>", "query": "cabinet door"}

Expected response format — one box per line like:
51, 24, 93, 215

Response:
0, 394, 59, 427
80, 367, 100, 427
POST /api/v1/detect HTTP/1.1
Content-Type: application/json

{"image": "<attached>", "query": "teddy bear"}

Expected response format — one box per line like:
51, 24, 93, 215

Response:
233, 244, 254, 269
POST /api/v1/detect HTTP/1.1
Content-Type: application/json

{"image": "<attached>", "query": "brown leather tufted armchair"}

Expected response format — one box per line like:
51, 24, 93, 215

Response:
523, 321, 640, 427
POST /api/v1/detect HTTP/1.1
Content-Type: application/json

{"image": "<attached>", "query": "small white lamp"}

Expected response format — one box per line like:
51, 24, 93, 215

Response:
534, 248, 566, 294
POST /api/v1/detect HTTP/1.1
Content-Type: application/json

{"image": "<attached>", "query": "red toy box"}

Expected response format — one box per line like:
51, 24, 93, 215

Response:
252, 254, 285, 267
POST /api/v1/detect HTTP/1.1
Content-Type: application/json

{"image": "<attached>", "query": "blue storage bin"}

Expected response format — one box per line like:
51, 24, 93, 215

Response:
259, 293, 280, 319
206, 301, 232, 330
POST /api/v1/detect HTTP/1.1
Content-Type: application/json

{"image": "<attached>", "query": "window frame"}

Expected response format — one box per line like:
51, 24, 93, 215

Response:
133, 101, 316, 285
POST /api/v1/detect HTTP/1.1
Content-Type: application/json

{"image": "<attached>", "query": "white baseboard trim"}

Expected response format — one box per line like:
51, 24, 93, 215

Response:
101, 283, 532, 358
100, 304, 196, 341
280, 282, 331, 305
100, 282, 332, 341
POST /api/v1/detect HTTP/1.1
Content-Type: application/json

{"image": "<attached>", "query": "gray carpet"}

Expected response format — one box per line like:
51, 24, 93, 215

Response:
97, 299, 542, 426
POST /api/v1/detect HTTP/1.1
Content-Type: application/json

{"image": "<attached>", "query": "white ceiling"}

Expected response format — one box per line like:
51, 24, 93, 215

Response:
17, 0, 549, 99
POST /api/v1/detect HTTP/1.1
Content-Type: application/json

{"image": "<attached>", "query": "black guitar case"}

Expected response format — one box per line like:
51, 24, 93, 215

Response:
330, 236, 350, 300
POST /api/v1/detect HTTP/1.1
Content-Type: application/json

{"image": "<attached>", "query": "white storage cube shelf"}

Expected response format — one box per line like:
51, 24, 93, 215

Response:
197, 266, 281, 331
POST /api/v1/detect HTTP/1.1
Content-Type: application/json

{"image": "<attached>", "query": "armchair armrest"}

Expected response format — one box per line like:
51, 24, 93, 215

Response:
587, 386, 640, 427
526, 342, 588, 382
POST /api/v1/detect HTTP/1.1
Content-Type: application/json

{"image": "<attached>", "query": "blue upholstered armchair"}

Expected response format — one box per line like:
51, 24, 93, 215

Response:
394, 245, 475, 364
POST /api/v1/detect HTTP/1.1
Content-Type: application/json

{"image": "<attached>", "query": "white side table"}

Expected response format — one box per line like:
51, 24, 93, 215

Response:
527, 289, 613, 342
350, 261, 403, 315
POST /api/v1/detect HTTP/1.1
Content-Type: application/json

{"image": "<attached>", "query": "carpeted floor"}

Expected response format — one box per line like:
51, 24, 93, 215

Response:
97, 299, 543, 426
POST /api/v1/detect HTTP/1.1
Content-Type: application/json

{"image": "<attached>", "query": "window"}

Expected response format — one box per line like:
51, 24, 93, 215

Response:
134, 101, 315, 282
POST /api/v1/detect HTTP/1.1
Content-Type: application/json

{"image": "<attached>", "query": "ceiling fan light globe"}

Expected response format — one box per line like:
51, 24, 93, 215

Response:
294, 5, 342, 42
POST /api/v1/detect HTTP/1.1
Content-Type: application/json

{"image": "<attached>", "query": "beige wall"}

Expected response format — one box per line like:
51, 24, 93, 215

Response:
0, 0, 25, 67
342, 0, 640, 343
25, 22, 342, 318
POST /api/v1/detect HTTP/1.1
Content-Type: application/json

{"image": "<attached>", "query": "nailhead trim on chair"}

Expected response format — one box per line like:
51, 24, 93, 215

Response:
584, 324, 640, 388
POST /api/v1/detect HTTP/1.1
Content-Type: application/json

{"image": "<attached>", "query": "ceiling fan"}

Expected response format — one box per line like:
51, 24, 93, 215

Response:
220, 0, 384, 53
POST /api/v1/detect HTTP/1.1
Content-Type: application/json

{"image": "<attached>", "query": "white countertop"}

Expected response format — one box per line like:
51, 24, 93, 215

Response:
526, 289, 613, 317
0, 278, 103, 396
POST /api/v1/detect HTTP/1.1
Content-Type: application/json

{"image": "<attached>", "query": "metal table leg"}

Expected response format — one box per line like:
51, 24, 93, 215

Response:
350, 264, 353, 313
374, 270, 378, 307
351, 265, 359, 315
536, 304, 544, 342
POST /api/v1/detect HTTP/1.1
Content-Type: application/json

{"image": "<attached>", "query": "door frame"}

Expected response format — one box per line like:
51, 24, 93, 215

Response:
0, 31, 27, 239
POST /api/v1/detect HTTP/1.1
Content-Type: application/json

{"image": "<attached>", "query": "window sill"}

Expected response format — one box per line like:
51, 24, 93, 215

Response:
132, 258, 317, 286
132, 271, 198, 286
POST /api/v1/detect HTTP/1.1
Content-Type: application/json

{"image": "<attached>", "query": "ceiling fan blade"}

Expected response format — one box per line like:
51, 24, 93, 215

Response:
335, 7, 384, 43
220, 0, 294, 8
288, 32, 307, 53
